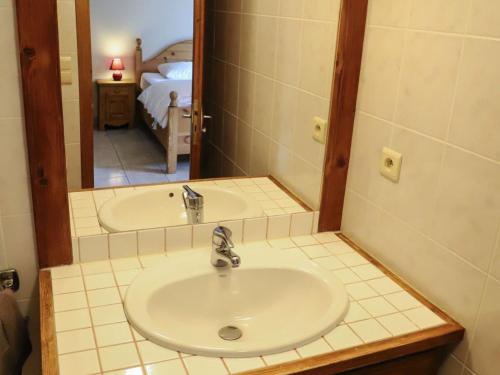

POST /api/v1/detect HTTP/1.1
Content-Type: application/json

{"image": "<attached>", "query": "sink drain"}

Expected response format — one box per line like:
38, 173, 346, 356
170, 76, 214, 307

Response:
218, 326, 242, 341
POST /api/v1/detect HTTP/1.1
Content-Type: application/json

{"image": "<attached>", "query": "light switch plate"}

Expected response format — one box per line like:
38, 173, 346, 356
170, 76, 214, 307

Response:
312, 116, 327, 144
60, 56, 72, 71
60, 71, 72, 85
380, 147, 402, 183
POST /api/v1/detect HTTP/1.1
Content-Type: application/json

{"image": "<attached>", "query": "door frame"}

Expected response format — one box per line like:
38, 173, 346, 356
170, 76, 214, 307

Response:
15, 0, 368, 267
76, 0, 94, 189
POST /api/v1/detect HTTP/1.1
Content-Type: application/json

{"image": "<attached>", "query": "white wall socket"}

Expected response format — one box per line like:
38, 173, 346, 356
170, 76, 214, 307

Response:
380, 147, 402, 183
312, 116, 327, 144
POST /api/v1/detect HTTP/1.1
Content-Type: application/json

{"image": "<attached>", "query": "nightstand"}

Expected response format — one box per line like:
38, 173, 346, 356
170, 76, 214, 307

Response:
97, 79, 136, 130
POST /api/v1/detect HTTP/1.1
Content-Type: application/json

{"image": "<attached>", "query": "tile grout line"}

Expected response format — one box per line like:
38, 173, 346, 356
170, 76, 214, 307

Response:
78, 263, 105, 374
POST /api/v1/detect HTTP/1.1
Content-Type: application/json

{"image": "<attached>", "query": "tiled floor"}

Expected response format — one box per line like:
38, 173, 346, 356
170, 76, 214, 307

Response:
93, 126, 190, 188
50, 234, 447, 375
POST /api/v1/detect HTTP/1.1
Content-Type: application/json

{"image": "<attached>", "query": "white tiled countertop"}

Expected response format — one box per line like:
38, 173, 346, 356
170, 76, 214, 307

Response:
68, 177, 307, 237
48, 233, 447, 375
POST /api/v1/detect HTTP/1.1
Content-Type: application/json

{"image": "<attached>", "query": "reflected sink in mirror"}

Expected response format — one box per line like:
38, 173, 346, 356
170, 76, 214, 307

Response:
125, 247, 349, 358
98, 185, 264, 232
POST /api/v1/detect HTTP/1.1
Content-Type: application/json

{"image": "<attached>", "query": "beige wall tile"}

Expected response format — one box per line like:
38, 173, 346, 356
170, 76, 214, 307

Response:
250, 129, 270, 176
222, 111, 238, 161
272, 83, 298, 148
303, 0, 341, 22
237, 68, 255, 125
468, 0, 500, 38
236, 120, 252, 173
256, 0, 279, 15
357, 27, 405, 120
239, 15, 258, 70
466, 278, 500, 375
253, 75, 274, 135
255, 16, 277, 77
348, 1, 500, 371
207, 2, 339, 207
0, 118, 32, 216
431, 147, 500, 271
489, 231, 500, 280
438, 355, 465, 375
395, 32, 462, 139
299, 21, 336, 98
223, 63, 239, 115
292, 92, 327, 166
279, 0, 303, 18
379, 128, 445, 233
62, 99, 81, 145
275, 18, 302, 86
449, 38, 500, 162
408, 0, 469, 33
345, 112, 392, 203
367, 0, 411, 27
224, 12, 241, 65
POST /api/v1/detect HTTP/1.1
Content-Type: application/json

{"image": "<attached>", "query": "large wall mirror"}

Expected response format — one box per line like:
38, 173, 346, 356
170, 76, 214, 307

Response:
59, 0, 342, 238
16, 0, 367, 266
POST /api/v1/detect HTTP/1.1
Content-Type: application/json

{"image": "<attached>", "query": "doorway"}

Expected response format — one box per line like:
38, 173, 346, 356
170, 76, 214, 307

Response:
76, 0, 201, 189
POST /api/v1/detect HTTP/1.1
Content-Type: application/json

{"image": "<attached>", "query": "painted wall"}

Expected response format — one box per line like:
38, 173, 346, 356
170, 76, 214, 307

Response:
58, 0, 82, 190
204, 0, 341, 210
342, 1, 500, 375
0, 0, 39, 317
89, 0, 194, 81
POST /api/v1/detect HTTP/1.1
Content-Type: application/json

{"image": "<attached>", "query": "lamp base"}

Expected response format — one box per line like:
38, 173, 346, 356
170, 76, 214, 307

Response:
112, 72, 123, 81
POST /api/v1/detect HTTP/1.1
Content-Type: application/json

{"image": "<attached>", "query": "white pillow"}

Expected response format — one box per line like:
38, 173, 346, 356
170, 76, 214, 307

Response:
158, 62, 193, 80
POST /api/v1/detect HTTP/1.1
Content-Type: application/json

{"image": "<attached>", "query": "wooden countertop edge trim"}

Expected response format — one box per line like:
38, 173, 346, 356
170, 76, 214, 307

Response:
240, 325, 462, 375
40, 269, 59, 375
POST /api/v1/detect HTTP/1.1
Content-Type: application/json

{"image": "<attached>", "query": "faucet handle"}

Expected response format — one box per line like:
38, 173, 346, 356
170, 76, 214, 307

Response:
182, 185, 203, 209
213, 226, 234, 248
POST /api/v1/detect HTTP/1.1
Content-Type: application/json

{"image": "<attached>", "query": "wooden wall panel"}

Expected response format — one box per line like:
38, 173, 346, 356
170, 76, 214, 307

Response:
16, 0, 72, 267
319, 0, 369, 232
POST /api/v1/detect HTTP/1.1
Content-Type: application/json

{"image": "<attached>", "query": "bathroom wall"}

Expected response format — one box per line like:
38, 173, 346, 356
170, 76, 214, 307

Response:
0, 0, 39, 316
342, 1, 500, 374
204, 0, 341, 209
90, 0, 194, 81
58, 0, 82, 190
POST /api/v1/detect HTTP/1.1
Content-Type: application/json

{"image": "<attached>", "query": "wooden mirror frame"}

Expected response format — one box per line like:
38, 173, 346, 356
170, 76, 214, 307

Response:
15, 0, 368, 268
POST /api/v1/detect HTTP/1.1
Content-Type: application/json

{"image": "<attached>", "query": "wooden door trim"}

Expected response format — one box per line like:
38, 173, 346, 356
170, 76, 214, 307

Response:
15, 0, 73, 268
318, 0, 369, 232
189, 0, 206, 180
76, 0, 94, 188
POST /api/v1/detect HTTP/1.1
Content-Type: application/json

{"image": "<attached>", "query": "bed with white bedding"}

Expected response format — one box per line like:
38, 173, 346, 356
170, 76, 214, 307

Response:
135, 39, 194, 173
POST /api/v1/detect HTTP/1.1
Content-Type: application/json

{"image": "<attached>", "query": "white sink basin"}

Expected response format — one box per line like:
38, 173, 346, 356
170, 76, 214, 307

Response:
125, 247, 349, 358
98, 185, 264, 232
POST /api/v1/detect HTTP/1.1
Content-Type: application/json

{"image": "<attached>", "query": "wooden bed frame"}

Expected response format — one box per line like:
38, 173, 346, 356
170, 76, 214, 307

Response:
135, 38, 193, 174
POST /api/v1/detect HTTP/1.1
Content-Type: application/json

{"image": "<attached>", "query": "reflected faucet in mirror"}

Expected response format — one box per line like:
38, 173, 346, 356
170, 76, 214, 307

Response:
211, 227, 240, 268
182, 185, 204, 224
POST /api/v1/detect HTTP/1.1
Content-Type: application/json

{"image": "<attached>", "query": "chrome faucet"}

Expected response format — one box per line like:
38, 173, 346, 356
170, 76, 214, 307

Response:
211, 227, 240, 268
182, 185, 204, 224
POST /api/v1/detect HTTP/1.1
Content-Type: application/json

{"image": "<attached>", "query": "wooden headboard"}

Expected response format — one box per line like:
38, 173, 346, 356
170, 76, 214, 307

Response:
135, 38, 193, 89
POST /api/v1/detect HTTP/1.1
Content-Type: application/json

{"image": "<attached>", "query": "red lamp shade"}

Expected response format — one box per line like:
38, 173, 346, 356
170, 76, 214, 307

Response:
109, 58, 124, 81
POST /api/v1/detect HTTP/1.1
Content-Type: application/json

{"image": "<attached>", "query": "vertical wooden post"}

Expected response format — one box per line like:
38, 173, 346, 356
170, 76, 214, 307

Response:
319, 0, 369, 232
16, 0, 73, 267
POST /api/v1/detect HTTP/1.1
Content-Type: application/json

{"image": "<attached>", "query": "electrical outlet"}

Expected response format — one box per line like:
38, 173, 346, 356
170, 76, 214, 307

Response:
380, 147, 402, 183
312, 116, 327, 144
